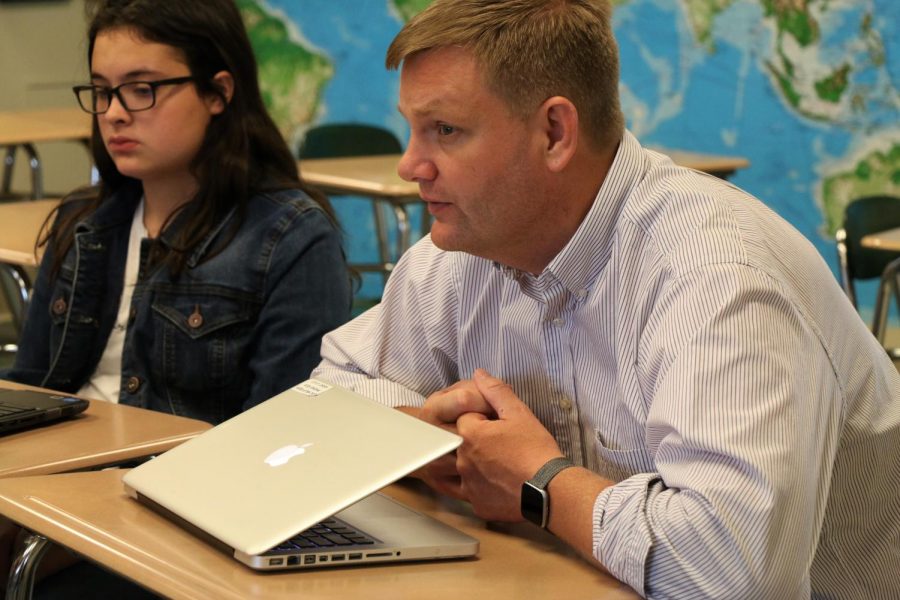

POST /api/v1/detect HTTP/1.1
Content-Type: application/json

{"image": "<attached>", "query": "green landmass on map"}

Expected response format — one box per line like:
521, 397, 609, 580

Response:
393, 0, 432, 22
236, 0, 333, 146
814, 64, 851, 104
822, 144, 900, 235
683, 0, 734, 50
762, 0, 819, 47
758, 1, 837, 120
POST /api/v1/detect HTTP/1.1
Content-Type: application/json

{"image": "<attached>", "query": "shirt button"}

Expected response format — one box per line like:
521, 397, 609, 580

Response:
552, 317, 565, 327
576, 289, 588, 300
125, 376, 142, 394
52, 298, 68, 315
559, 397, 573, 410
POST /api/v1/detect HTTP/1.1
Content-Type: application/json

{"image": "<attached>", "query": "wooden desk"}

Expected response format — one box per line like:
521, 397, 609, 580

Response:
300, 149, 749, 199
648, 147, 750, 180
0, 107, 92, 200
300, 149, 750, 268
0, 470, 635, 600
300, 155, 417, 200
0, 380, 211, 479
0, 108, 91, 147
0, 198, 59, 343
861, 227, 900, 252
300, 155, 423, 277
0, 198, 57, 268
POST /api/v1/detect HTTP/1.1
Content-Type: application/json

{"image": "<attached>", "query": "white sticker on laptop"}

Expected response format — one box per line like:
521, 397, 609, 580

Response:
293, 379, 332, 396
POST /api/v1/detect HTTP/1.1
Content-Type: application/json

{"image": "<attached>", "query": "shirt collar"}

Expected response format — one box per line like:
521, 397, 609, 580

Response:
78, 182, 236, 269
495, 131, 649, 297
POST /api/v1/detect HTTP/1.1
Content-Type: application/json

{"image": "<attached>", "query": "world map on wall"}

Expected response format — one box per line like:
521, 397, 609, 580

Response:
236, 0, 899, 307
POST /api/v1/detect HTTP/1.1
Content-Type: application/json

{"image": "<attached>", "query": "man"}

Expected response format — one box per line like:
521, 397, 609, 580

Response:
314, 0, 900, 597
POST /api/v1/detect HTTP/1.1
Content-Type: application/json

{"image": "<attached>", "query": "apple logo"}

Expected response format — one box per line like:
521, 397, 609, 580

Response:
264, 443, 313, 467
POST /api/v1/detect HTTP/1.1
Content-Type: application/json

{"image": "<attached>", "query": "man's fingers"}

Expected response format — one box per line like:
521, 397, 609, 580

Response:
473, 369, 527, 419
426, 386, 493, 424
457, 410, 488, 434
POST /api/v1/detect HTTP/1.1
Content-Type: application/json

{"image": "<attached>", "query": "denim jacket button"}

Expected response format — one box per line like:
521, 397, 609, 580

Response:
125, 376, 142, 394
52, 298, 68, 315
188, 305, 204, 329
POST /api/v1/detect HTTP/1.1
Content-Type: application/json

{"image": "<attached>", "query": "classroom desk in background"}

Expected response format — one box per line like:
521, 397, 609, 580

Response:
861, 227, 900, 252
0, 469, 636, 600
299, 149, 751, 268
0, 107, 92, 200
300, 149, 750, 198
0, 198, 57, 268
0, 380, 212, 479
0, 198, 60, 343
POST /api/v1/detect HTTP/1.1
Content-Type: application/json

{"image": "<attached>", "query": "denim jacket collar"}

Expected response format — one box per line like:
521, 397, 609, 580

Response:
75, 183, 237, 269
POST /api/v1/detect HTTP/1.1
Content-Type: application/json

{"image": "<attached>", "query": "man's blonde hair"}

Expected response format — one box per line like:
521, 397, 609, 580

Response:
386, 0, 624, 151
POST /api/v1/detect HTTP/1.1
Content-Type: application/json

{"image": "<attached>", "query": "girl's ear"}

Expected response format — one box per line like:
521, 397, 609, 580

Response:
207, 70, 234, 115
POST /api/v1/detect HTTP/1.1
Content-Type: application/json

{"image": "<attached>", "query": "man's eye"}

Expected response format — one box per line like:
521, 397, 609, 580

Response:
437, 124, 456, 136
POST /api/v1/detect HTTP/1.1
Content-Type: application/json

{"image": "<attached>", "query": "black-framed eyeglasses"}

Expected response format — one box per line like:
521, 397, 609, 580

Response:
72, 76, 199, 115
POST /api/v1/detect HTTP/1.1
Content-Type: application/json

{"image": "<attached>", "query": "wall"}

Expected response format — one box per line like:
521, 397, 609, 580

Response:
0, 0, 91, 195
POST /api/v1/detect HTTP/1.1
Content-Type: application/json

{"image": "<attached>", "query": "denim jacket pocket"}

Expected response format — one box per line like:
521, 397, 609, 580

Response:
151, 291, 259, 394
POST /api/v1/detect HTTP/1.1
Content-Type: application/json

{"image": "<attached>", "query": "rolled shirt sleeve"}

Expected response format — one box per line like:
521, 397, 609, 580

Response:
593, 263, 843, 598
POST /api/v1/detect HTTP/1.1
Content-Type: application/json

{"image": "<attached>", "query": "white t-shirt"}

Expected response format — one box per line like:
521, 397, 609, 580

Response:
78, 200, 147, 403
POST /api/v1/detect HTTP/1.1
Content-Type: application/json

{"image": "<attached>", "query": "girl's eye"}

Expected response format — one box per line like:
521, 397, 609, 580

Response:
131, 84, 153, 98
437, 124, 456, 136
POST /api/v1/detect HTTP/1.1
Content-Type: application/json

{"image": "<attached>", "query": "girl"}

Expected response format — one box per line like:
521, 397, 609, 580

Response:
4, 0, 351, 424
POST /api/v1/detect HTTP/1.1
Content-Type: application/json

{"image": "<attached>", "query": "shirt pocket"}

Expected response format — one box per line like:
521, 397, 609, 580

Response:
151, 291, 258, 392
593, 430, 655, 482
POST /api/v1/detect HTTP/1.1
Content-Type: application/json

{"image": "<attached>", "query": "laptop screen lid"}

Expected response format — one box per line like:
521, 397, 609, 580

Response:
122, 378, 462, 556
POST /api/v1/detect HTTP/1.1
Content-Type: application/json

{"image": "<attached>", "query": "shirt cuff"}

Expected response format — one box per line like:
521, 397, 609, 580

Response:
592, 474, 659, 596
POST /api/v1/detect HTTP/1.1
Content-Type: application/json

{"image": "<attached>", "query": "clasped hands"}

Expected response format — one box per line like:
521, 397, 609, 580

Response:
409, 369, 564, 522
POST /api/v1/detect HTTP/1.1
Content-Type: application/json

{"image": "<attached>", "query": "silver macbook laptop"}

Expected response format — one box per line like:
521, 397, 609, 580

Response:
122, 378, 479, 570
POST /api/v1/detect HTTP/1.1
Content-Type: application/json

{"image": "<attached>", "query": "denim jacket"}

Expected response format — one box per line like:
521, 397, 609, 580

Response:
4, 184, 351, 424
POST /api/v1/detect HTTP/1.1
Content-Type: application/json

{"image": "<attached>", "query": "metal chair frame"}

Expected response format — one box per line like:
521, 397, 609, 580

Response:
835, 195, 900, 355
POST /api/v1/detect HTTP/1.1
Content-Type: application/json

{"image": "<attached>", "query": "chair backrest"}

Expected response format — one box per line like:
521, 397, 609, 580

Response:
842, 195, 900, 280
299, 123, 402, 159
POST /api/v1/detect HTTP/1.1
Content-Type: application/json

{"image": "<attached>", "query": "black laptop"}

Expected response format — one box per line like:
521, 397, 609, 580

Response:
0, 388, 89, 435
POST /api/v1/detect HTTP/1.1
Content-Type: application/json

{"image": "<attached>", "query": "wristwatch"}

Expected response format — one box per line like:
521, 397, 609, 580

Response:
520, 456, 575, 528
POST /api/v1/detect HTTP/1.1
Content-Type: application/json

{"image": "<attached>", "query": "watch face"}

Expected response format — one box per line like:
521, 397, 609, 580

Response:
521, 481, 548, 527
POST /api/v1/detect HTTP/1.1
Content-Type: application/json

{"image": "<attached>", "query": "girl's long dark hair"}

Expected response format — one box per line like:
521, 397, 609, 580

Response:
43, 0, 333, 278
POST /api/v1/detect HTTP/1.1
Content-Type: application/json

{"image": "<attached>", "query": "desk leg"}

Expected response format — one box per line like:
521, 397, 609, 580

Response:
23, 144, 43, 201
390, 202, 411, 260
6, 532, 51, 600
372, 199, 393, 285
1, 146, 14, 196
0, 264, 31, 338
0, 144, 44, 200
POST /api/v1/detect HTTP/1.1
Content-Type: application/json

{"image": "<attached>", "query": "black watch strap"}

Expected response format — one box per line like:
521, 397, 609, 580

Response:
528, 456, 575, 488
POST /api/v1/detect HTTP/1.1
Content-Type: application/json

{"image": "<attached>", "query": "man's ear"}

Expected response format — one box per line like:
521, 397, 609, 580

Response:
207, 70, 235, 115
538, 96, 579, 173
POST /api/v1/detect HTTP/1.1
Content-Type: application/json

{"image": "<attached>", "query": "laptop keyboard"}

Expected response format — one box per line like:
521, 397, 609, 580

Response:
269, 517, 378, 552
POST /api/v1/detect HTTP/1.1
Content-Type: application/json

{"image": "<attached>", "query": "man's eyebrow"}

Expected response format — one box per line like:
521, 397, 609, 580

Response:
397, 98, 443, 118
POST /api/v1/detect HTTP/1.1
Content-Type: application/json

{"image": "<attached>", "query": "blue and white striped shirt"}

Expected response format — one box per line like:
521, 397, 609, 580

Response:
315, 131, 900, 598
